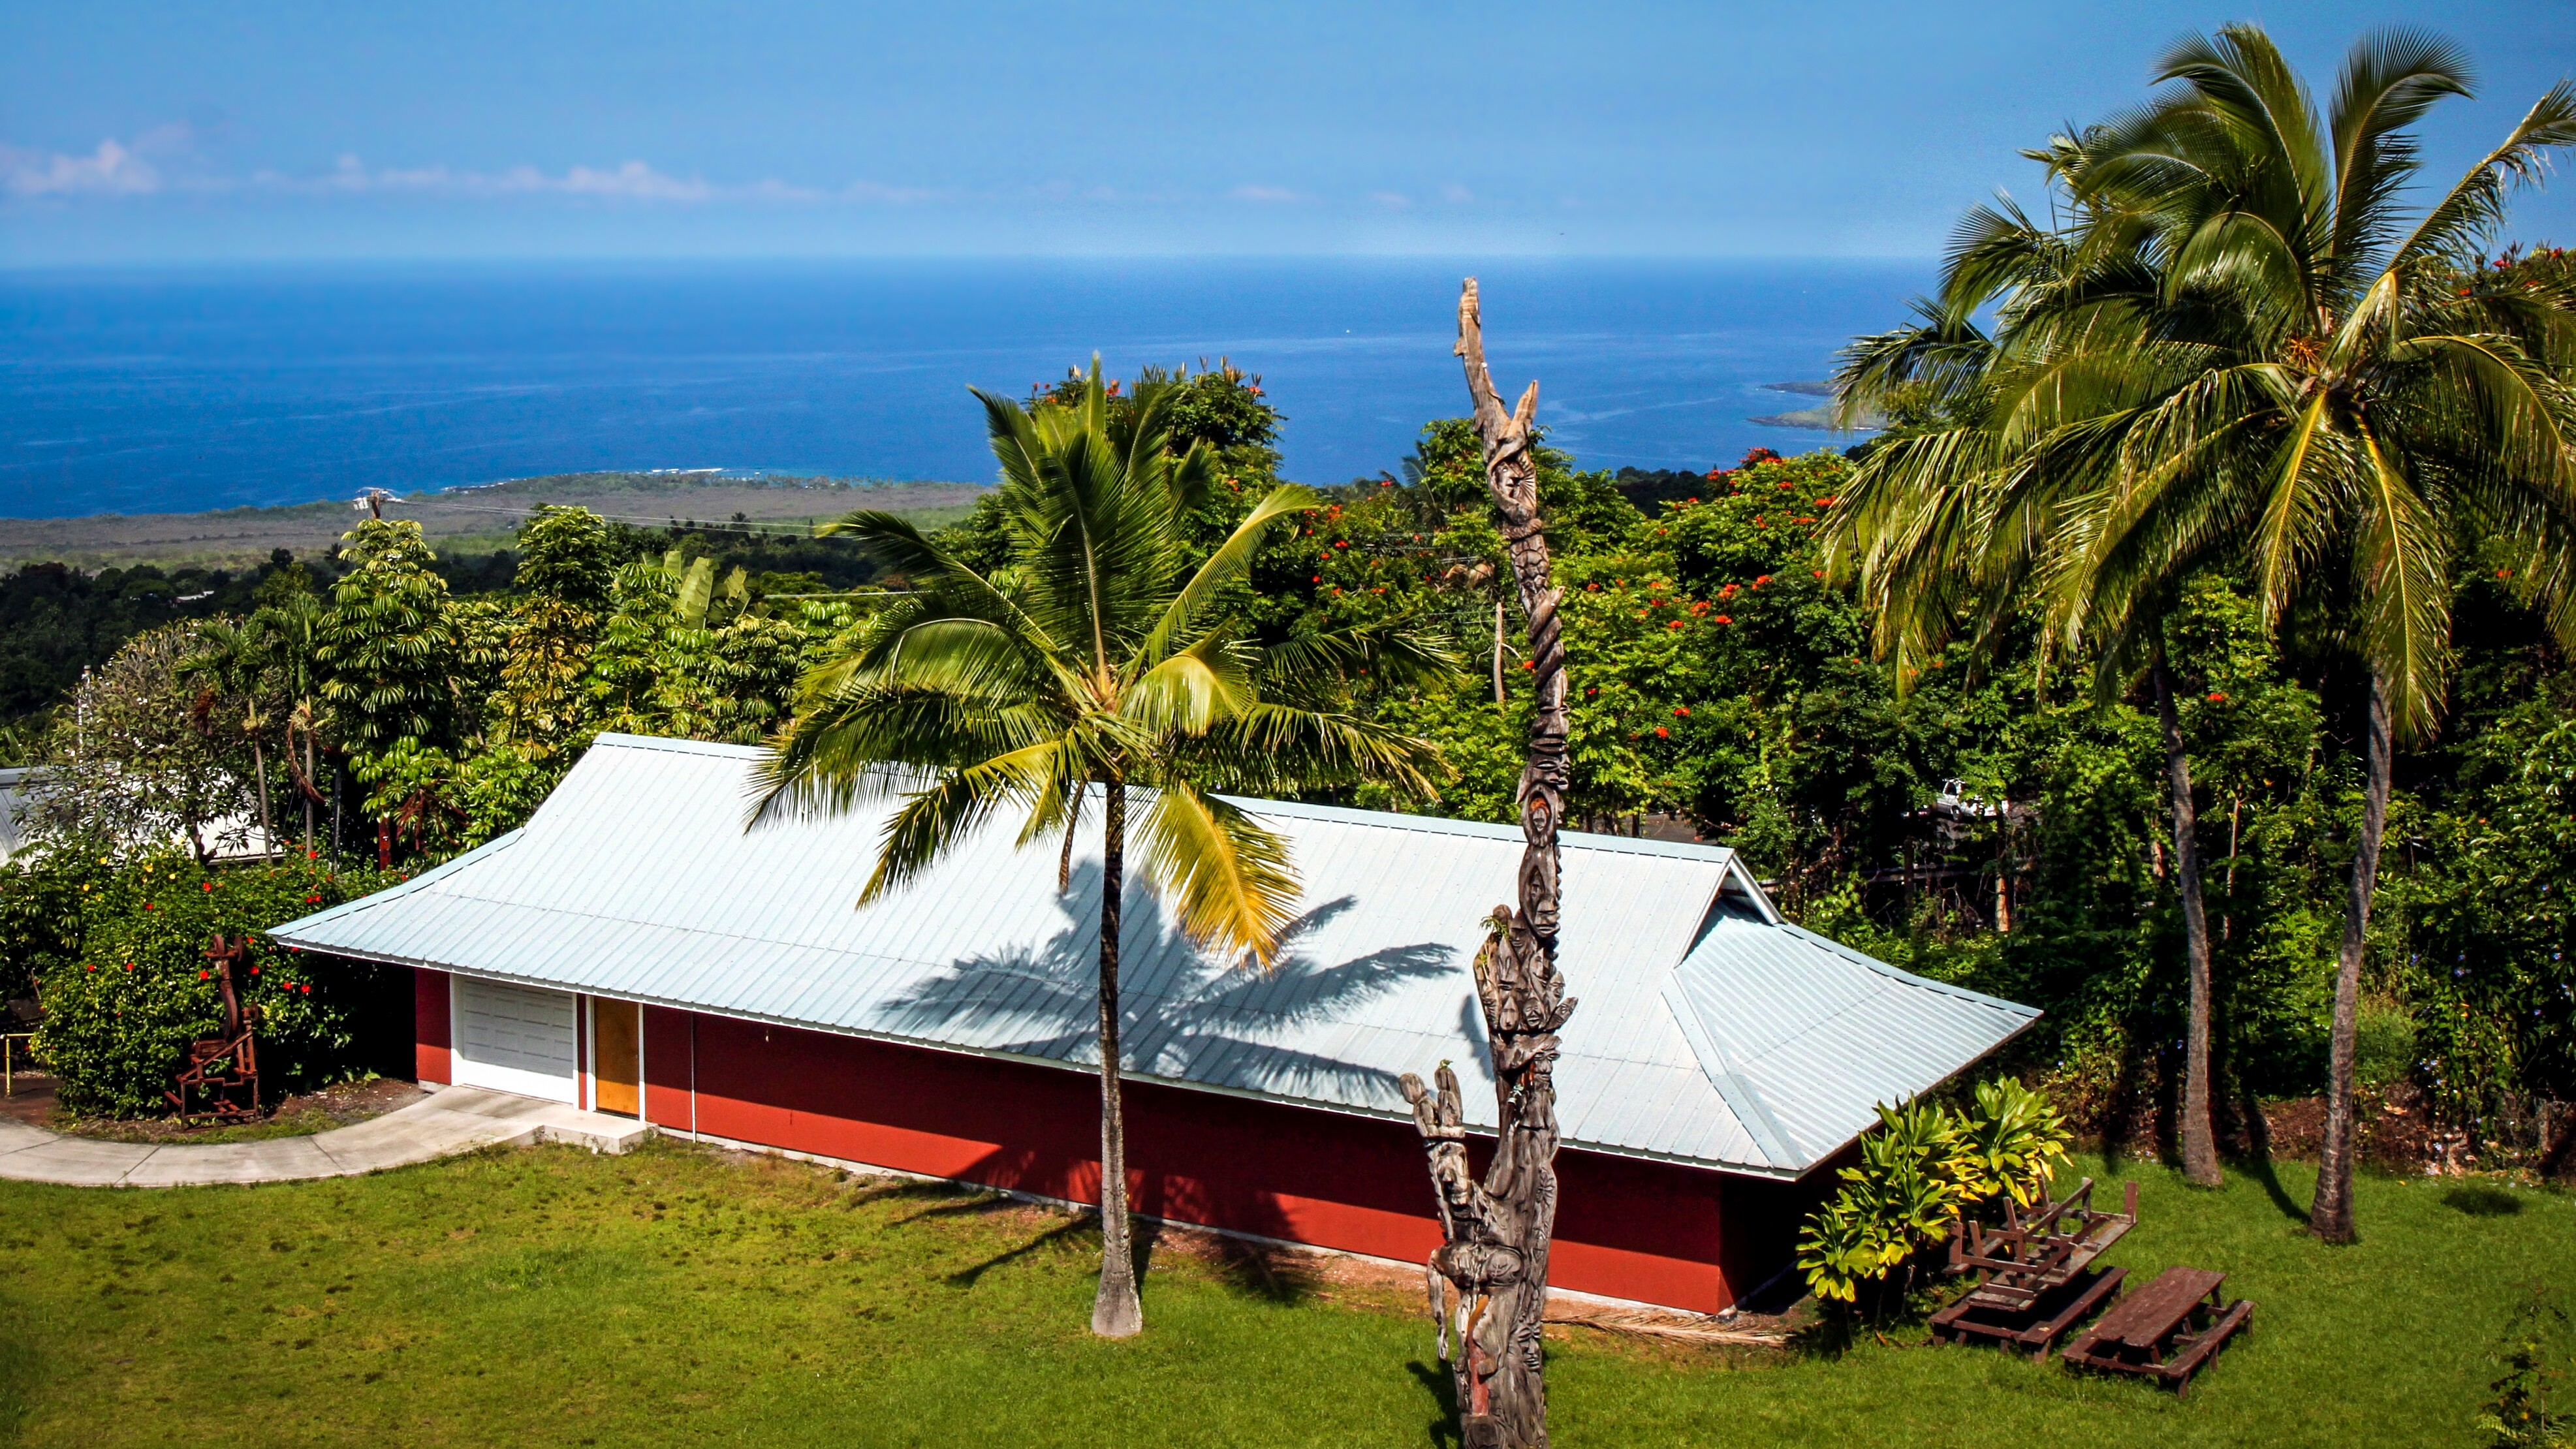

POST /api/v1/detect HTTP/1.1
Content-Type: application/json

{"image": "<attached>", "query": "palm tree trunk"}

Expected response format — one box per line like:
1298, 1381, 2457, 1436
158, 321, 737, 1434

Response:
250, 736, 275, 856
2155, 659, 2221, 1188
302, 726, 317, 856
1090, 779, 1144, 1338
2312, 673, 2391, 1242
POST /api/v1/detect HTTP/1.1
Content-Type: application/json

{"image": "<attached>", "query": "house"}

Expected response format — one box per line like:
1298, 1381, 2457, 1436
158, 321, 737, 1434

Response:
269, 732, 2039, 1313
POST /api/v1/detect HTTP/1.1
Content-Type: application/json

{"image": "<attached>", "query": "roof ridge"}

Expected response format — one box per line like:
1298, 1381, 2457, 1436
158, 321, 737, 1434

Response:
1773, 921, 2043, 1020
266, 829, 525, 937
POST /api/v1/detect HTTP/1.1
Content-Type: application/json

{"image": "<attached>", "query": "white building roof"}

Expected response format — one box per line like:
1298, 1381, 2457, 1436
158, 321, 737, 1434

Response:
270, 733, 2037, 1178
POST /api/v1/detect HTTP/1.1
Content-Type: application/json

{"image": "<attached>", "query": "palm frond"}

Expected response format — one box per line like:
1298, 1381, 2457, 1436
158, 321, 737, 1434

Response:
1133, 783, 1301, 965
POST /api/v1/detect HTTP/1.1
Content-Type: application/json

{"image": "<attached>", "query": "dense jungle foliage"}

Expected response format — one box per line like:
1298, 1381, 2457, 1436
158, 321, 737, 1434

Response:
1, 358, 2569, 1139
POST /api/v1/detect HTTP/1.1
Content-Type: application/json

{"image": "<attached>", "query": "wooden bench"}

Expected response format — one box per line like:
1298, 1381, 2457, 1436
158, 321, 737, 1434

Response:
2060, 1266, 2252, 1395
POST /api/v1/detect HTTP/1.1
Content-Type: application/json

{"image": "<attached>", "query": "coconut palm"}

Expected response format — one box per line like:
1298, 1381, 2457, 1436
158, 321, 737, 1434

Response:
1835, 25, 2576, 1236
176, 617, 281, 853
750, 365, 1448, 1335
250, 589, 330, 855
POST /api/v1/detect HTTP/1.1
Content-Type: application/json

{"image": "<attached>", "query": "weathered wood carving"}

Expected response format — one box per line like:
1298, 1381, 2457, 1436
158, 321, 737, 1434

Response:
1400, 279, 1577, 1449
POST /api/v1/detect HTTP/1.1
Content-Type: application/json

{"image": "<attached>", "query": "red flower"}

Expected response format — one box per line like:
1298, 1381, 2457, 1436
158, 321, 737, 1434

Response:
1714, 615, 1733, 625
306, 895, 321, 904
202, 881, 215, 892
198, 970, 210, 980
2207, 692, 2227, 703
1755, 575, 1771, 587
1311, 575, 1321, 583
1814, 569, 1827, 579
1521, 660, 1535, 670
1654, 726, 1670, 738
1674, 706, 1689, 717
301, 984, 312, 995
1667, 619, 1684, 630
2498, 568, 2514, 579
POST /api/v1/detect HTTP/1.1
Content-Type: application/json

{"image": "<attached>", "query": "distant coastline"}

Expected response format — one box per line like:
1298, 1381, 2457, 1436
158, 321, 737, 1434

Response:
0, 473, 986, 572
1750, 380, 1881, 432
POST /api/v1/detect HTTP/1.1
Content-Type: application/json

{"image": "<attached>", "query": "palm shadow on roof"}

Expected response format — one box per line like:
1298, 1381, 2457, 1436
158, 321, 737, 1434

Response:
872, 860, 1458, 1111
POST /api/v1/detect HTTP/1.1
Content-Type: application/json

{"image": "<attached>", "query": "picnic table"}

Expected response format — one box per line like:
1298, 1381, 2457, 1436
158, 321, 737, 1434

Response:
1930, 1177, 2138, 1355
1945, 1177, 2137, 1311
2060, 1265, 2252, 1394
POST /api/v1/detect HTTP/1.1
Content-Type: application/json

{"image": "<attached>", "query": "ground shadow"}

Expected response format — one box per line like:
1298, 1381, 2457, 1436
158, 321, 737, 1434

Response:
2443, 1184, 2523, 1218
2237, 1149, 2312, 1226
1406, 1359, 1462, 1449
947, 1213, 1099, 1288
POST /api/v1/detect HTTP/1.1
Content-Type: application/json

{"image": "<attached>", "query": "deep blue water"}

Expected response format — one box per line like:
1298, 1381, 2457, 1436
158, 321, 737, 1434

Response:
0, 258, 1928, 519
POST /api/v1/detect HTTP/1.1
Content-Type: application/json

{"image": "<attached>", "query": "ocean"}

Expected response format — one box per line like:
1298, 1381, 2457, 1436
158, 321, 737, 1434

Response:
0, 258, 1929, 520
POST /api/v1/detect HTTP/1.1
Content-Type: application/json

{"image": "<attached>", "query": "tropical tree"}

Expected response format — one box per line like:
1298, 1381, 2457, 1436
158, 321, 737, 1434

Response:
751, 365, 1447, 1337
247, 587, 329, 856
176, 615, 283, 852
32, 621, 255, 864
1834, 25, 2576, 1235
317, 519, 465, 866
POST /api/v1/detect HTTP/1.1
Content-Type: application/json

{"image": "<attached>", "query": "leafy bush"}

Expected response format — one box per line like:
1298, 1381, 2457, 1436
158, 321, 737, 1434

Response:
31, 852, 398, 1117
2480, 1294, 2572, 1449
1797, 1080, 2072, 1306
2355, 993, 2421, 1088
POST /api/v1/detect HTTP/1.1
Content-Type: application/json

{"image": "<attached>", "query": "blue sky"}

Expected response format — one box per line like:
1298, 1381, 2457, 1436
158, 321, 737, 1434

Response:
6, 1, 2573, 264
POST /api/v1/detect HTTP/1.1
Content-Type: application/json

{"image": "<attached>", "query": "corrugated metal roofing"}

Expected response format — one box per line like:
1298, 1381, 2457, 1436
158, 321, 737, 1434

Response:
270, 732, 2038, 1177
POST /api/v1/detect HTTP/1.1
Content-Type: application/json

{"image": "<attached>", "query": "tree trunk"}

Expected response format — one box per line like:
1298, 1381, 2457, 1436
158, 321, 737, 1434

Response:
1492, 597, 1507, 706
2312, 674, 2391, 1242
1091, 780, 1144, 1337
2155, 659, 2221, 1189
303, 726, 317, 856
1402, 279, 1575, 1449
250, 736, 275, 856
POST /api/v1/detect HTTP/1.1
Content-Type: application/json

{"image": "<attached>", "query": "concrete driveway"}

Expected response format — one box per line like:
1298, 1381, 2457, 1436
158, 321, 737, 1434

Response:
0, 1085, 649, 1187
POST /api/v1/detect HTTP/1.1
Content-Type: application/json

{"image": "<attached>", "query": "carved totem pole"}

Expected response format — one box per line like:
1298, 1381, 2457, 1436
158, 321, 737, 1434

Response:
1400, 279, 1577, 1449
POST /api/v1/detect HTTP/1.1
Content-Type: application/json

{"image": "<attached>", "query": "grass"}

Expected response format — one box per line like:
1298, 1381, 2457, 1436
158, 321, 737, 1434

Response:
0, 1142, 2567, 1448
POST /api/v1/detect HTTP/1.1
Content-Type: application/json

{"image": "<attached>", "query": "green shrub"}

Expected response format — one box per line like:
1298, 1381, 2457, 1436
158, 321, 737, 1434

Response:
1796, 1079, 2073, 1306
32, 853, 398, 1117
2355, 993, 2421, 1088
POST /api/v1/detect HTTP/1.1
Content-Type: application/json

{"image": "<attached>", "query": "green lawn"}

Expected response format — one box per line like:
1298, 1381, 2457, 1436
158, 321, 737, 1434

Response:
0, 1141, 2565, 1448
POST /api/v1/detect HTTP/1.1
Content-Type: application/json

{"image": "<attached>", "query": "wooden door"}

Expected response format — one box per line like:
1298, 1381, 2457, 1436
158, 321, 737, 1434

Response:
593, 999, 642, 1117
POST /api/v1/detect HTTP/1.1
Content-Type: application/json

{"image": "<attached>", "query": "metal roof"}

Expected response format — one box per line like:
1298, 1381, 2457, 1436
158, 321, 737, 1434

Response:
270, 732, 2038, 1178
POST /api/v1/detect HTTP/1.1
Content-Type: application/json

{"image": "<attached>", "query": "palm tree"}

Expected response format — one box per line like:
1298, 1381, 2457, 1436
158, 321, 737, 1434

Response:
1836, 25, 2576, 1236
750, 366, 1447, 1335
251, 590, 329, 856
178, 617, 281, 854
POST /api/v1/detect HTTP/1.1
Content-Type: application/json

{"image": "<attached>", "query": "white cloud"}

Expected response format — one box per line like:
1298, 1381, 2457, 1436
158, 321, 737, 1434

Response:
258, 156, 776, 202
1, 131, 183, 198
1229, 184, 1310, 204
1368, 191, 1411, 209
1439, 183, 1475, 204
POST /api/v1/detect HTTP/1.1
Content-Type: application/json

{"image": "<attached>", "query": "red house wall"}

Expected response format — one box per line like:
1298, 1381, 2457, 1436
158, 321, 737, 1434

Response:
633, 1010, 1803, 1313
413, 968, 451, 1085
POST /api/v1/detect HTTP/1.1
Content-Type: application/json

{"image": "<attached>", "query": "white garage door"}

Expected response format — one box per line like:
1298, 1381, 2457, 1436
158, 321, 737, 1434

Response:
451, 977, 578, 1104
